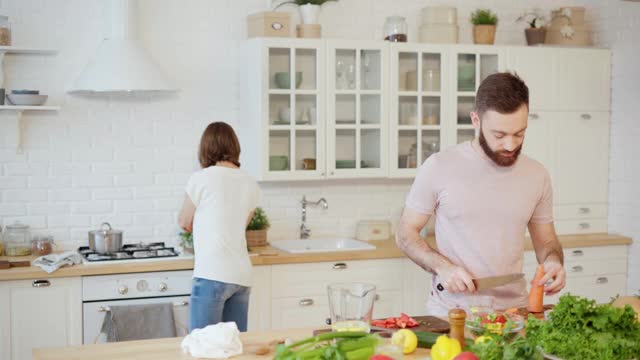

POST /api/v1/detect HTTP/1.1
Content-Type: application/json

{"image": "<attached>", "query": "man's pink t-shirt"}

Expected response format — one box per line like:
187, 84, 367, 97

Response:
405, 141, 553, 315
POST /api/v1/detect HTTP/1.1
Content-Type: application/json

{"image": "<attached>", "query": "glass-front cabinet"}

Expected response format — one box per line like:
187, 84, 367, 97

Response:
326, 41, 388, 178
389, 44, 448, 178
242, 38, 325, 181
450, 46, 504, 146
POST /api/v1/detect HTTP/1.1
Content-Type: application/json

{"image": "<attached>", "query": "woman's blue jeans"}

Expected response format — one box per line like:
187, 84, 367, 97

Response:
189, 277, 251, 332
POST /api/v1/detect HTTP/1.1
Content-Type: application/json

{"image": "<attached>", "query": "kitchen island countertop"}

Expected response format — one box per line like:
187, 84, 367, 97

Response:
33, 327, 431, 360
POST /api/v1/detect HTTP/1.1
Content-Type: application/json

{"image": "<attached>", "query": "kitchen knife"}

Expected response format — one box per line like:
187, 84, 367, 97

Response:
436, 273, 524, 291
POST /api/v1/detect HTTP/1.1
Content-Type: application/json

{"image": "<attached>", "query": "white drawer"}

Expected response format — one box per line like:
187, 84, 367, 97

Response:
523, 246, 627, 268
565, 274, 627, 304
270, 289, 401, 330
555, 218, 607, 235
554, 204, 607, 219
271, 259, 404, 298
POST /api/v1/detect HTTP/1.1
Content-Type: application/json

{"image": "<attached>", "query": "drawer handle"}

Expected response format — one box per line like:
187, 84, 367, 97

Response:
572, 250, 584, 256
529, 113, 539, 119
571, 265, 583, 273
98, 301, 189, 313
580, 113, 592, 120
299, 299, 314, 307
579, 222, 591, 229
32, 280, 50, 288
333, 263, 348, 270
374, 294, 380, 301
578, 207, 591, 214
596, 277, 608, 284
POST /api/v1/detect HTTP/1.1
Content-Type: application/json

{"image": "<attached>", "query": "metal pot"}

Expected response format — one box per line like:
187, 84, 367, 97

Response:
88, 222, 123, 254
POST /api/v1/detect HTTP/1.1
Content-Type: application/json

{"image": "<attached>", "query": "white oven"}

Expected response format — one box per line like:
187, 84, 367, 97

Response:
82, 270, 192, 344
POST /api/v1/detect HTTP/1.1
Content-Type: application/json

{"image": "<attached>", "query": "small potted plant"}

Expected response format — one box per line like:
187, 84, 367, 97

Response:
470, 9, 498, 45
246, 207, 271, 247
275, 0, 338, 25
517, 10, 547, 46
178, 231, 193, 254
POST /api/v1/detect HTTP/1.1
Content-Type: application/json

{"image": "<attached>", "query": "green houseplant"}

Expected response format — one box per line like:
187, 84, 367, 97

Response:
274, 0, 338, 25
178, 231, 193, 254
246, 207, 271, 247
470, 9, 498, 45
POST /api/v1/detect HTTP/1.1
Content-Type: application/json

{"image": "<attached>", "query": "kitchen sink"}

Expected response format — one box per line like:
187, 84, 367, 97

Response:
270, 238, 376, 254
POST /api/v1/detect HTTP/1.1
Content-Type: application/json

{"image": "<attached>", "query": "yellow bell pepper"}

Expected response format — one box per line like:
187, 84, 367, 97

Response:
430, 335, 462, 360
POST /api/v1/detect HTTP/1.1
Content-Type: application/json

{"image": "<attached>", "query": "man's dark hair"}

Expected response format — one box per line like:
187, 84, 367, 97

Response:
475, 72, 529, 117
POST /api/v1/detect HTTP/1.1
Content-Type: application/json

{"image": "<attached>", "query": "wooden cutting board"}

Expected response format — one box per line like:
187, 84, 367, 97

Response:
313, 316, 450, 336
506, 304, 554, 320
0, 260, 31, 269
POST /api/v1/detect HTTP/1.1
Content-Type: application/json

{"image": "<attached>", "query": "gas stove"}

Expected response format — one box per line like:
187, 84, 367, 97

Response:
78, 242, 182, 263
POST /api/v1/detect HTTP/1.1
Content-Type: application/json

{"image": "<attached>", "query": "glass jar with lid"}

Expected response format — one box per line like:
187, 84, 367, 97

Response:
32, 235, 55, 256
3, 222, 32, 256
383, 16, 408, 42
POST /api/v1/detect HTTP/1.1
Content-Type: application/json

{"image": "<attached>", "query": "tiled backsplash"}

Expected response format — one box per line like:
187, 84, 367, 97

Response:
0, 0, 637, 293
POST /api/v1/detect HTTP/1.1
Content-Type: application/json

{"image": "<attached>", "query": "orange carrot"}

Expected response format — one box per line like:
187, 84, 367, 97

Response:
527, 264, 545, 313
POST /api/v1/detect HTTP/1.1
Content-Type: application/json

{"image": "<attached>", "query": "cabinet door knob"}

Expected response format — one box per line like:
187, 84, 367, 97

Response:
580, 113, 592, 120
333, 262, 348, 270
596, 277, 608, 284
32, 280, 50, 288
118, 285, 128, 295
578, 207, 591, 214
579, 222, 591, 229
174, 300, 189, 307
572, 250, 584, 256
529, 113, 539, 119
374, 294, 380, 301
299, 299, 314, 306
159, 283, 168, 292
571, 265, 584, 273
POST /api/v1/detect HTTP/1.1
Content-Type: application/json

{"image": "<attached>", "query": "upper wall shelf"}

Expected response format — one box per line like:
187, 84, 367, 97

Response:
0, 105, 60, 111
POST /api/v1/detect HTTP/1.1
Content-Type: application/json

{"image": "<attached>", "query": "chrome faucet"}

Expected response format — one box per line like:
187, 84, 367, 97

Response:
300, 195, 328, 239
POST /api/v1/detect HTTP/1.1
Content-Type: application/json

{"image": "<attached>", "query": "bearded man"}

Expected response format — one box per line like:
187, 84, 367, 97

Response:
397, 72, 566, 315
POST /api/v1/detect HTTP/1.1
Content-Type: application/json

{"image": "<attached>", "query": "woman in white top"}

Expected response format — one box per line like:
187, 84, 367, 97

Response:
178, 122, 261, 332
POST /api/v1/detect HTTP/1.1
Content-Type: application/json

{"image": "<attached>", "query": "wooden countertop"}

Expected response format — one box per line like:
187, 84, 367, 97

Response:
33, 327, 432, 360
0, 233, 632, 281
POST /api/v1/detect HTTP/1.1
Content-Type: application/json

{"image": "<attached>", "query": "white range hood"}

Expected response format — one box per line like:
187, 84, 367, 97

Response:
68, 0, 176, 94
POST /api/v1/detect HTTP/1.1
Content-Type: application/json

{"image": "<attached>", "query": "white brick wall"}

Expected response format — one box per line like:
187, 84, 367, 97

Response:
0, 0, 637, 295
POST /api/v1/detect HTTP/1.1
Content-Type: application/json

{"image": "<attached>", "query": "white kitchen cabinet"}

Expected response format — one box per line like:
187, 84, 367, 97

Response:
521, 111, 554, 171
552, 112, 609, 205
401, 258, 432, 316
0, 277, 82, 360
523, 245, 627, 304
247, 265, 271, 331
241, 38, 326, 181
506, 47, 610, 111
555, 48, 611, 111
326, 40, 389, 179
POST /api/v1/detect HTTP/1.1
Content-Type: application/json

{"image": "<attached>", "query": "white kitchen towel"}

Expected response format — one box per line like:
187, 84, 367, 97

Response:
32, 251, 83, 273
181, 322, 243, 359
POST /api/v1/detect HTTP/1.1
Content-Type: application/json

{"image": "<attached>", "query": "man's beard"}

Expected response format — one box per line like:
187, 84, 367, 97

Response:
478, 129, 522, 167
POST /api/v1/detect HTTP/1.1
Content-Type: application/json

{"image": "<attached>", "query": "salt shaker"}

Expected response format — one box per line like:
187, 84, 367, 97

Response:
448, 308, 467, 348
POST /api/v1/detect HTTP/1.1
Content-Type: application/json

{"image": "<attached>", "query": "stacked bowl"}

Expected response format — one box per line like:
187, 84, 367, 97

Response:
419, 6, 458, 44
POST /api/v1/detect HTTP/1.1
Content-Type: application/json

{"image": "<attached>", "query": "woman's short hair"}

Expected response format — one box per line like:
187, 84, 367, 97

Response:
198, 122, 241, 168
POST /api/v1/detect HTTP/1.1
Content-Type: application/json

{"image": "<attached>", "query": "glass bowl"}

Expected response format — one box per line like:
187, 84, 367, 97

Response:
465, 310, 525, 341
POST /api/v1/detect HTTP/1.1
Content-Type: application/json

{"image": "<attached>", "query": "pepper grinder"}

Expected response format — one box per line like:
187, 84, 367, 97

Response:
448, 308, 467, 348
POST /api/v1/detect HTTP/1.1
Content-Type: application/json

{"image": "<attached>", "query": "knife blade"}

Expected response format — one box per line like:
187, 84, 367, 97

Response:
436, 273, 524, 291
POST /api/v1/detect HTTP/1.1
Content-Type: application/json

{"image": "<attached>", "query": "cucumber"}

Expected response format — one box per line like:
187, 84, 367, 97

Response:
414, 331, 474, 349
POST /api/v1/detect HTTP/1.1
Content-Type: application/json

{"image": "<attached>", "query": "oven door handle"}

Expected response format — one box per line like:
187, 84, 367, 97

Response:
97, 301, 190, 312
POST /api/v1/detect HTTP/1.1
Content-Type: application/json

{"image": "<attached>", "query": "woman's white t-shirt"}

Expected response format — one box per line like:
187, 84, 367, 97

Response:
186, 166, 261, 287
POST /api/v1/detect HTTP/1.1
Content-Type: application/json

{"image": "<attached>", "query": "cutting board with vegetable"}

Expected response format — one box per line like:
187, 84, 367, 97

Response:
0, 260, 31, 270
371, 314, 450, 333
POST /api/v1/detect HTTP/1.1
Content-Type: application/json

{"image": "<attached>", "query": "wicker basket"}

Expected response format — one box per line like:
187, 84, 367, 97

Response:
246, 229, 268, 247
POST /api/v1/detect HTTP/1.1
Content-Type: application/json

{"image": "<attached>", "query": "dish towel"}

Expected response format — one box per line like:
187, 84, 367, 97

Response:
181, 322, 243, 359
101, 303, 177, 342
32, 251, 83, 273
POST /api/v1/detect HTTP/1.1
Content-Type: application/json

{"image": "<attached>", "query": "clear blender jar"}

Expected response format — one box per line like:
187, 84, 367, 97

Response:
327, 282, 377, 332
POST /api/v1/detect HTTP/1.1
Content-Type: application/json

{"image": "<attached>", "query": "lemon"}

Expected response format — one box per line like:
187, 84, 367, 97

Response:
391, 329, 418, 354
474, 335, 493, 345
